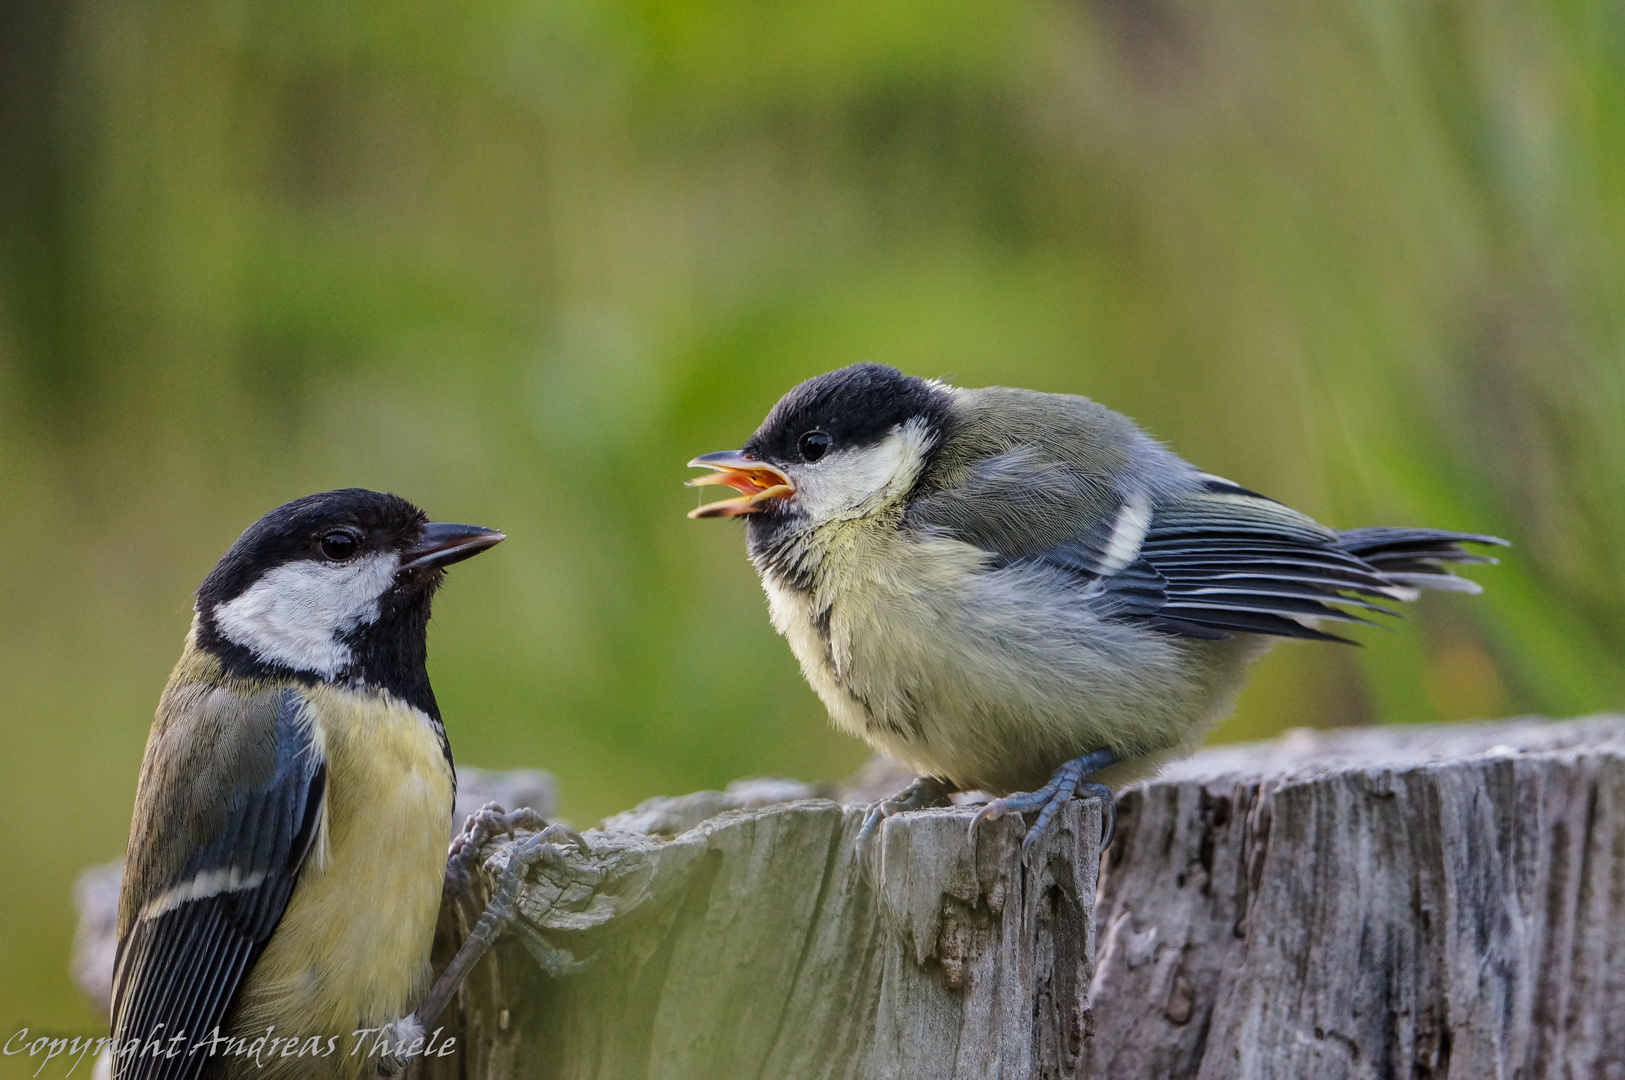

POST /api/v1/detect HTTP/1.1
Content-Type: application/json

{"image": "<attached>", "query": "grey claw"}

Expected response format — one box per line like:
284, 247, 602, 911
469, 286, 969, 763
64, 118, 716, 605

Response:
1077, 781, 1116, 848
514, 920, 596, 978
540, 822, 590, 854
966, 799, 1005, 842
856, 776, 955, 884
855, 803, 885, 853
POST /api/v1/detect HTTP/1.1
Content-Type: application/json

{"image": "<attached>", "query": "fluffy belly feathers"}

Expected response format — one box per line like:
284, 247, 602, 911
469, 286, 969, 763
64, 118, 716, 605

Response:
765, 534, 1264, 793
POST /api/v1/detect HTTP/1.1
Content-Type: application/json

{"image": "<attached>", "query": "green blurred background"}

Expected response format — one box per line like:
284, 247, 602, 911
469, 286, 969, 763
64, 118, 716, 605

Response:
2, 0, 1622, 1048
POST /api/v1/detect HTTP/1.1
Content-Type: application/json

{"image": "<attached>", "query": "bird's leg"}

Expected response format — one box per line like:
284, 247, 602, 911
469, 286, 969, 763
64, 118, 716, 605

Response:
969, 747, 1119, 858
374, 805, 587, 1077
415, 825, 582, 1025
856, 775, 957, 864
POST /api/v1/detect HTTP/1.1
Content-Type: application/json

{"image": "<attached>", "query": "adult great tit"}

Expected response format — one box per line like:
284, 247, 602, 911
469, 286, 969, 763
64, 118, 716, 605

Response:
112, 489, 505, 1080
687, 364, 1505, 853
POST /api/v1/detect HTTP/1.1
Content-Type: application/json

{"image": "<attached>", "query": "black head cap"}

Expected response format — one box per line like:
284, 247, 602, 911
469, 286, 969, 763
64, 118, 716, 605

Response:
744, 363, 950, 467
197, 489, 429, 613
194, 488, 492, 720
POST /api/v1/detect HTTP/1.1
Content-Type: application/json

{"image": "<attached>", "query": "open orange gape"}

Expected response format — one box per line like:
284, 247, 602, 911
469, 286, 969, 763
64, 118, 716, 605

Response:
686, 451, 796, 518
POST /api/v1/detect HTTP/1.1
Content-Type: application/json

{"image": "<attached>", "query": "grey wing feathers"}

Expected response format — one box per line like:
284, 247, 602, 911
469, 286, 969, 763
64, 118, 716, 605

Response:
1097, 486, 1506, 643
111, 690, 325, 1080
908, 396, 1505, 642
908, 446, 1122, 564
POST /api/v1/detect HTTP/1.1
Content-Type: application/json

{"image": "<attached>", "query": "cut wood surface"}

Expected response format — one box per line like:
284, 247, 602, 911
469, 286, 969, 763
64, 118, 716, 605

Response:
73, 716, 1625, 1078
1087, 715, 1625, 1079
415, 786, 1103, 1080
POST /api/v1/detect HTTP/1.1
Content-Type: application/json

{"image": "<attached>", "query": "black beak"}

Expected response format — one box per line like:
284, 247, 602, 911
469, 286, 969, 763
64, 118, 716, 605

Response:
399, 522, 505, 573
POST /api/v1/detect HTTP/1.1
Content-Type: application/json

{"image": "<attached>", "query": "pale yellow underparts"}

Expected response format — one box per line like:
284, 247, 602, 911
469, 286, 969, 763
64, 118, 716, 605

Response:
227, 683, 451, 1080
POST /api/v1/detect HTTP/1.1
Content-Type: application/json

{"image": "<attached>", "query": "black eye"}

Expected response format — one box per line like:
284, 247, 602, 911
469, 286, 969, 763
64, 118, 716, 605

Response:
319, 531, 359, 562
799, 431, 832, 462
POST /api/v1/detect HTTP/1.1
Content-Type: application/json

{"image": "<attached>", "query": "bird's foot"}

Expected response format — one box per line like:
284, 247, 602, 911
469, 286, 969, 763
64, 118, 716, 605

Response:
404, 806, 590, 1049
856, 775, 956, 876
443, 802, 576, 901
969, 748, 1119, 858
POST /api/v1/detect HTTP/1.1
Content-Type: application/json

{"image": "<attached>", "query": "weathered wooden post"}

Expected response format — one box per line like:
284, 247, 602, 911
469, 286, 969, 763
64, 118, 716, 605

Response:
416, 795, 1103, 1080
75, 716, 1625, 1078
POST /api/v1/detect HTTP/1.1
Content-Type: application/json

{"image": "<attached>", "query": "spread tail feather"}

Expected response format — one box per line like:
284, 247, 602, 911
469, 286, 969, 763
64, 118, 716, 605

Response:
1335, 527, 1507, 597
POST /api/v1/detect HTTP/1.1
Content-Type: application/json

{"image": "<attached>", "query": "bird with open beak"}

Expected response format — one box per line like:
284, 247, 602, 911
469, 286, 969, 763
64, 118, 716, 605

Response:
688, 364, 1505, 856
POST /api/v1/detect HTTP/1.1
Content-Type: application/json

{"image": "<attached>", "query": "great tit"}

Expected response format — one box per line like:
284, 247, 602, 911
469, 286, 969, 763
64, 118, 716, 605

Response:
112, 489, 504, 1079
687, 364, 1505, 853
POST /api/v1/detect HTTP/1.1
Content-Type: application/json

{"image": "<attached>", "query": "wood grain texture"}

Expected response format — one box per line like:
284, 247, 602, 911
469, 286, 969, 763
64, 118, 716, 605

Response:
75, 717, 1625, 1078
413, 716, 1625, 1079
1085, 715, 1625, 1079
416, 793, 1104, 1080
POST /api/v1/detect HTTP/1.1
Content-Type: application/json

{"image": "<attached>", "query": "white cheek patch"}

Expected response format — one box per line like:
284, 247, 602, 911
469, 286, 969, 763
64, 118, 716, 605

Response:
212, 553, 399, 677
793, 417, 935, 521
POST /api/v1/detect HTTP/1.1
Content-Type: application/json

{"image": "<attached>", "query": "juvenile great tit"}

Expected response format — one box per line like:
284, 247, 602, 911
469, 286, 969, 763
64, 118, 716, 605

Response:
687, 364, 1505, 853
112, 489, 514, 1079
